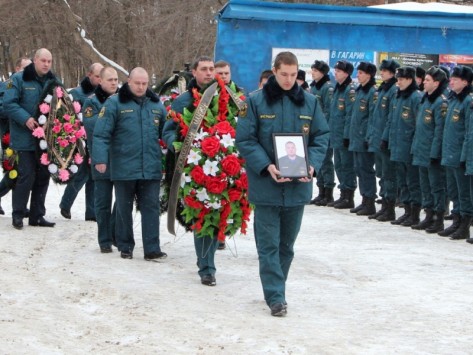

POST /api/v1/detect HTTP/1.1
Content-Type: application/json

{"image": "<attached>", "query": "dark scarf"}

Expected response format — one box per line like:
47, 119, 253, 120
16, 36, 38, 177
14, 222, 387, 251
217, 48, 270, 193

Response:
263, 75, 305, 106
335, 76, 352, 93
80, 76, 95, 95
94, 85, 116, 104
396, 81, 418, 99
422, 81, 449, 104
378, 77, 397, 93
449, 84, 472, 103
310, 75, 330, 91
22, 62, 55, 82
118, 83, 159, 103
356, 77, 376, 93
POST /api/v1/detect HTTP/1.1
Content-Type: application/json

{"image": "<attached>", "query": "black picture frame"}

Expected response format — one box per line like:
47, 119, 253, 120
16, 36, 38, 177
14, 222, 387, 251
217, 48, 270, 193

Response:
273, 133, 310, 178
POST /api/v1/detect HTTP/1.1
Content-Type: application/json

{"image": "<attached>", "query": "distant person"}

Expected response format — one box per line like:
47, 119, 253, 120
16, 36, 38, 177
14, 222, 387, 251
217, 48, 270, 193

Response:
278, 141, 307, 177
411, 66, 448, 233
382, 66, 422, 227
93, 67, 167, 261
438, 65, 473, 240
327, 60, 357, 209
365, 59, 400, 222
296, 69, 309, 91
309, 60, 334, 206
4, 48, 59, 229
0, 57, 32, 215
214, 60, 232, 84
257, 69, 273, 89
416, 66, 426, 91
59, 62, 104, 221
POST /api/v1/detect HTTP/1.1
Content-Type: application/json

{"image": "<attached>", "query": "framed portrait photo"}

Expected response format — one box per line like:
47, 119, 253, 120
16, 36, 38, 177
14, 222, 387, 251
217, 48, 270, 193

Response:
273, 133, 310, 178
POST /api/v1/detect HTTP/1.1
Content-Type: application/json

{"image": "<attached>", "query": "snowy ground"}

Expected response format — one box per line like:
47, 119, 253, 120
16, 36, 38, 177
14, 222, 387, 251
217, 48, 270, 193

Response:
1, 183, 473, 354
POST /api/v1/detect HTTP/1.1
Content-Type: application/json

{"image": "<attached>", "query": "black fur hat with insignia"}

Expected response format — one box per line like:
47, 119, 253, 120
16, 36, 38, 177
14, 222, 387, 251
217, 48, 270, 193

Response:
357, 62, 377, 77
426, 66, 447, 83
311, 60, 330, 75
379, 59, 400, 74
451, 65, 473, 84
334, 60, 354, 76
395, 66, 416, 80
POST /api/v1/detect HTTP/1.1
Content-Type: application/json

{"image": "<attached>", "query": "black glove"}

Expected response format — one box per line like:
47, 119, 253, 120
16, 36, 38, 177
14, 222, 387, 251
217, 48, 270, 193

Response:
430, 158, 440, 166
343, 138, 350, 148
363, 141, 369, 150
460, 161, 466, 169
380, 140, 388, 151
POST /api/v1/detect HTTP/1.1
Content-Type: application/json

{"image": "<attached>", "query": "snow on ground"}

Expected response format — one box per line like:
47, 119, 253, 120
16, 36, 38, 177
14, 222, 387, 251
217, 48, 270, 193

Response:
1, 183, 473, 354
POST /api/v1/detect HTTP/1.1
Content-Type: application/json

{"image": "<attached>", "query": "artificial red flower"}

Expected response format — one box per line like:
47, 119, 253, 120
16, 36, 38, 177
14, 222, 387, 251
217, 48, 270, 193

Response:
228, 188, 242, 202
213, 121, 235, 138
184, 196, 204, 209
190, 165, 206, 185
201, 136, 221, 158
221, 155, 241, 176
205, 176, 228, 195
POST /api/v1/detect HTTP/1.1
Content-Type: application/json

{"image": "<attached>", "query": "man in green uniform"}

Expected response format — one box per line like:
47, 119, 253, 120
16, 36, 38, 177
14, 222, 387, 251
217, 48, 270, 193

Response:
163, 56, 219, 286
93, 67, 167, 260
366, 59, 400, 222
411, 66, 448, 233
236, 51, 329, 317
4, 48, 59, 229
60, 63, 104, 221
309, 60, 334, 206
382, 66, 421, 227
438, 65, 473, 240
348, 62, 377, 216
83, 67, 119, 253
328, 60, 357, 209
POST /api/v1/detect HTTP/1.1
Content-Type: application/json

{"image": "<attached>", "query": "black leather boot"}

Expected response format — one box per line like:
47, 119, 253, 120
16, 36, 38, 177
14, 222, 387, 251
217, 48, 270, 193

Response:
449, 215, 472, 240
411, 208, 434, 230
350, 196, 366, 213
317, 187, 334, 206
391, 204, 411, 225
438, 213, 460, 237
310, 187, 325, 205
369, 198, 386, 219
401, 204, 421, 227
377, 200, 396, 222
356, 197, 376, 216
334, 189, 355, 209
327, 189, 344, 207
425, 211, 444, 234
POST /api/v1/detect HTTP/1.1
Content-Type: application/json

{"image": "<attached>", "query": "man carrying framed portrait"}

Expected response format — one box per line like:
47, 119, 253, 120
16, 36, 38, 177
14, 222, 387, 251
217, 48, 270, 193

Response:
236, 51, 329, 317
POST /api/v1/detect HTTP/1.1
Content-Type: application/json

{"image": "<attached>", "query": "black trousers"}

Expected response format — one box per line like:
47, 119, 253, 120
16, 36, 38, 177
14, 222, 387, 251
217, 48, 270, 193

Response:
12, 151, 50, 221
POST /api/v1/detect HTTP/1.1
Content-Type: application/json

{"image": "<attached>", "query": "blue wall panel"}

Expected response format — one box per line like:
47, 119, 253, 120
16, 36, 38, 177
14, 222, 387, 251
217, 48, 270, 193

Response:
215, 0, 473, 92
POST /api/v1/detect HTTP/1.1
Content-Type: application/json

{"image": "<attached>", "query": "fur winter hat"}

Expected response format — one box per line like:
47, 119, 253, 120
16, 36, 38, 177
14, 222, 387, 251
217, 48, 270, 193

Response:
311, 60, 330, 75
334, 60, 354, 75
451, 65, 473, 84
357, 62, 377, 76
416, 66, 426, 80
395, 66, 416, 80
425, 66, 447, 83
379, 59, 400, 74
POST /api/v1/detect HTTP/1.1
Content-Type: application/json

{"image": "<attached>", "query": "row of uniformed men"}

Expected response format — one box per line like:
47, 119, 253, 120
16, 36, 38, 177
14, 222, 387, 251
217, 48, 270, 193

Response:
307, 58, 473, 244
